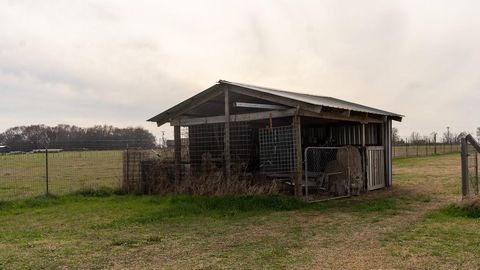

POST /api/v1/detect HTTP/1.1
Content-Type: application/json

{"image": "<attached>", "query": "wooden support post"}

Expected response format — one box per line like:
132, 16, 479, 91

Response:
174, 125, 181, 192
224, 87, 231, 183
475, 151, 479, 195
461, 138, 469, 197
293, 114, 302, 197
362, 123, 367, 190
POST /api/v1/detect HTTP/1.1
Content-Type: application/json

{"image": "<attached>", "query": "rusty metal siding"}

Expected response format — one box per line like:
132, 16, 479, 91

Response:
330, 124, 380, 145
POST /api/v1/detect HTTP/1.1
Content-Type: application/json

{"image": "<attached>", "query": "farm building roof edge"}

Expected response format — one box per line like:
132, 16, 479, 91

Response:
147, 80, 404, 125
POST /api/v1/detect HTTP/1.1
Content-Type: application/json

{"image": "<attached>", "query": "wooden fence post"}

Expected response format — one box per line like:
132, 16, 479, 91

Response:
293, 114, 302, 197
461, 138, 469, 197
174, 125, 181, 192
224, 87, 231, 183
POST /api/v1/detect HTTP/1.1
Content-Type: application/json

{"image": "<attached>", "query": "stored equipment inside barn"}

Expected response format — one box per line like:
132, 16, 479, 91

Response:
147, 80, 403, 199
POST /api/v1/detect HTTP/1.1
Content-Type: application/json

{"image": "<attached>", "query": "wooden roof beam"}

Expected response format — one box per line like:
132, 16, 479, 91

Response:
170, 108, 297, 126
229, 85, 323, 114
149, 84, 224, 126
299, 109, 383, 124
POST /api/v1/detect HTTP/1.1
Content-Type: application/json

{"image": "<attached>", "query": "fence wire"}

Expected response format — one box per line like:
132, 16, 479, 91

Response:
0, 141, 156, 201
467, 144, 479, 196
392, 143, 460, 158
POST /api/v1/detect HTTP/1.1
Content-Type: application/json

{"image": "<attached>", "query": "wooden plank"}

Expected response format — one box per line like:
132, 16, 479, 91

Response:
362, 123, 366, 190
293, 114, 303, 197
229, 85, 323, 114
366, 146, 385, 190
298, 109, 384, 124
174, 125, 181, 191
233, 102, 288, 110
224, 87, 231, 182
170, 108, 297, 126
149, 84, 224, 126
461, 138, 469, 197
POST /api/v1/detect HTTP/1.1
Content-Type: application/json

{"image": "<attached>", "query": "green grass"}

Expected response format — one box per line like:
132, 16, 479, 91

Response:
0, 192, 401, 269
0, 150, 122, 200
0, 152, 474, 269
383, 204, 480, 269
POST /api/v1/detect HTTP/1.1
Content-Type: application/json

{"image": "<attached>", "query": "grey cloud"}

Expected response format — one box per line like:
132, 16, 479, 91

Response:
1, 0, 480, 140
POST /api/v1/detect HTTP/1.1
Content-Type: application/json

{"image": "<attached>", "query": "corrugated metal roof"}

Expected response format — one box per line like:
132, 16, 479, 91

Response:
219, 80, 403, 118
147, 80, 403, 125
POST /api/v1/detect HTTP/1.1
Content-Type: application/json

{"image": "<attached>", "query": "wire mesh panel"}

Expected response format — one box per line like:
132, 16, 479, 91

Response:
259, 126, 297, 176
304, 147, 356, 201
467, 144, 479, 196
0, 140, 157, 201
0, 150, 46, 200
47, 146, 126, 195
186, 122, 254, 176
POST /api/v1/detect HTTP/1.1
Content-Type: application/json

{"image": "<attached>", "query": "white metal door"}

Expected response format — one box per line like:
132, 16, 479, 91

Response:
366, 146, 385, 190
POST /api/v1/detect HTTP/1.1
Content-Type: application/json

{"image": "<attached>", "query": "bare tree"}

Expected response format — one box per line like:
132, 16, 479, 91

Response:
409, 131, 422, 144
442, 131, 455, 143
392, 127, 400, 143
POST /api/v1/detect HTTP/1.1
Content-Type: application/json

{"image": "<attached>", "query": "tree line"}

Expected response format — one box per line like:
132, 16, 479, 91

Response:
0, 124, 157, 151
392, 127, 473, 145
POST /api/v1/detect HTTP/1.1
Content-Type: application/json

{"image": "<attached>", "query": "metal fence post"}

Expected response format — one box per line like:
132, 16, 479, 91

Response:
45, 147, 49, 195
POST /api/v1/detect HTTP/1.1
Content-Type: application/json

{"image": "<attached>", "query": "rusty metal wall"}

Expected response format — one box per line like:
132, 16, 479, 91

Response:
303, 123, 381, 146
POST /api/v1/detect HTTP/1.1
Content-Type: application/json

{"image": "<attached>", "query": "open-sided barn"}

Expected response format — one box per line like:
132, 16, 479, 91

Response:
148, 80, 403, 199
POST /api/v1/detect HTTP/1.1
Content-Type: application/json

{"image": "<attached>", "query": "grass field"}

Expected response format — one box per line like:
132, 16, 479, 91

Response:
0, 153, 478, 269
0, 151, 122, 200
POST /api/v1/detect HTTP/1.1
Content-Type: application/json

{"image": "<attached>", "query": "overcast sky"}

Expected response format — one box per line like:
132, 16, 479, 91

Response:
1, 0, 479, 140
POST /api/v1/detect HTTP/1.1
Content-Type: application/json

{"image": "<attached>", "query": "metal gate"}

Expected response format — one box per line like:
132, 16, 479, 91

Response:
304, 147, 351, 200
366, 146, 385, 190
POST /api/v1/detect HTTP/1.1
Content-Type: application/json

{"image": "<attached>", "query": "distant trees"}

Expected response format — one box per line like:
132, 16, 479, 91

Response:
393, 128, 471, 145
0, 124, 156, 151
392, 127, 400, 143
442, 131, 455, 144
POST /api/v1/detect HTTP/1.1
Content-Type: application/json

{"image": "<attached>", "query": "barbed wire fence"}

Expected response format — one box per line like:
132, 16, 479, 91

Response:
0, 140, 163, 201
